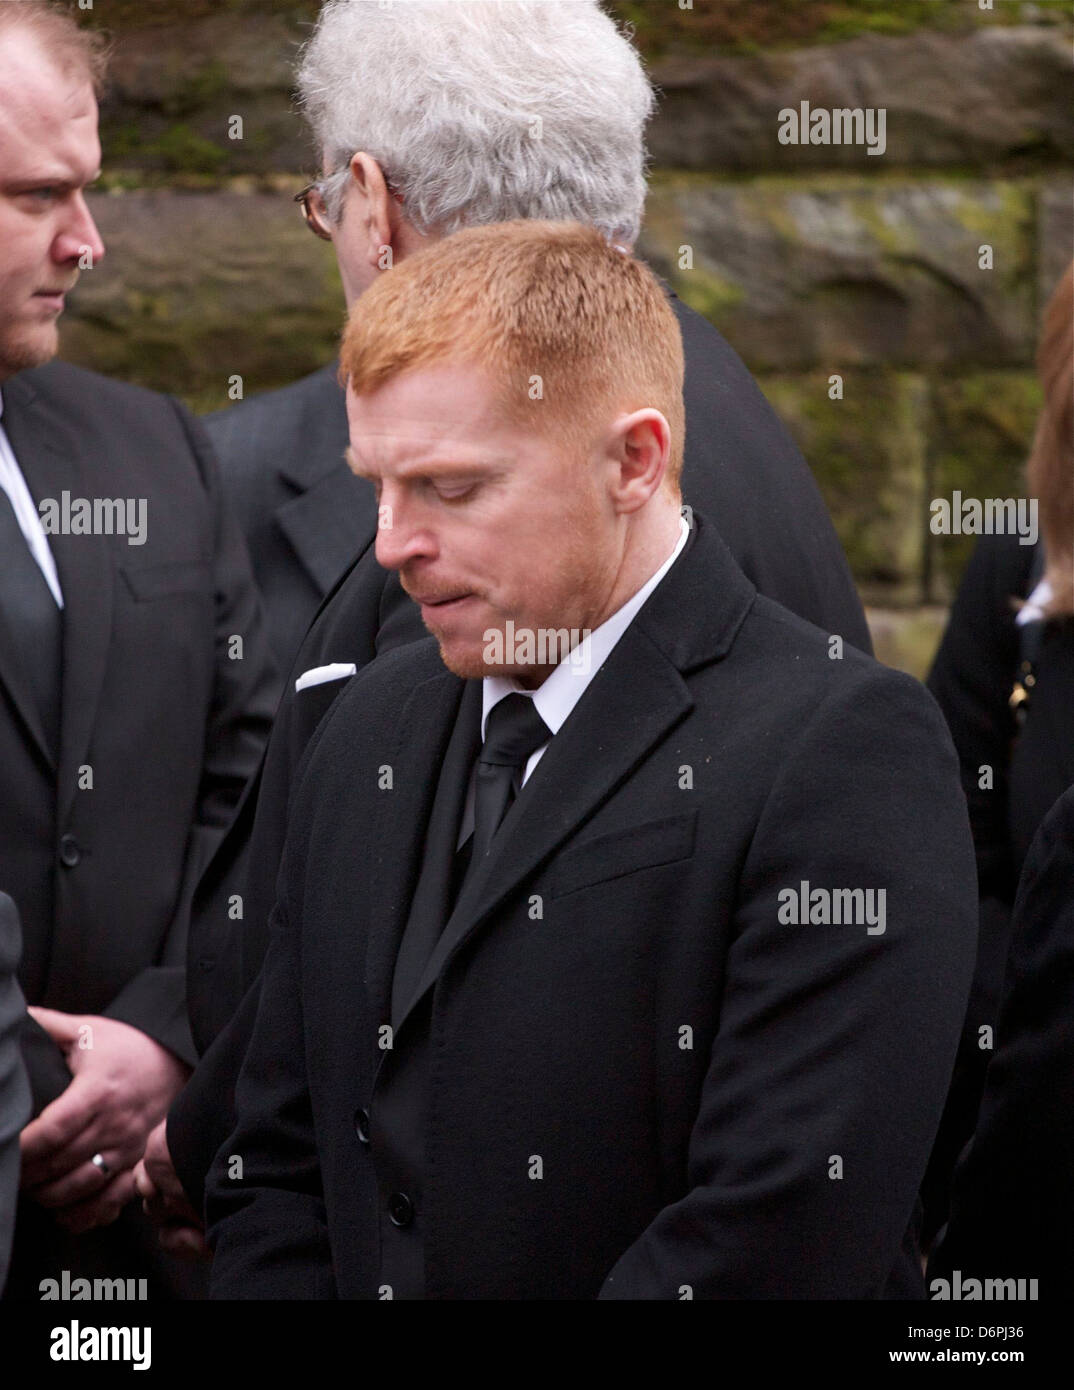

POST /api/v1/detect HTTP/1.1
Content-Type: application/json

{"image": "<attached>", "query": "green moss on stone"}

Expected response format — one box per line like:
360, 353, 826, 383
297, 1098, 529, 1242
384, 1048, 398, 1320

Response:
675, 263, 747, 324
83, 1, 320, 30
759, 370, 929, 603
816, 0, 1026, 45
928, 371, 1044, 595
110, 124, 229, 175
161, 60, 232, 120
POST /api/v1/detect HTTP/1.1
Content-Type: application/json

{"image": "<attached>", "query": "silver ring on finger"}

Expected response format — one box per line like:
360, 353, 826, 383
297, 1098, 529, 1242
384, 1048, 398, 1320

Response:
91, 1152, 112, 1177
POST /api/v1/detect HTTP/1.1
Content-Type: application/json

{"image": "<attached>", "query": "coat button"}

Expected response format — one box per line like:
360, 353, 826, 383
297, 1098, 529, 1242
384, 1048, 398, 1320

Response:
388, 1192, 414, 1228
354, 1107, 370, 1145
59, 835, 81, 868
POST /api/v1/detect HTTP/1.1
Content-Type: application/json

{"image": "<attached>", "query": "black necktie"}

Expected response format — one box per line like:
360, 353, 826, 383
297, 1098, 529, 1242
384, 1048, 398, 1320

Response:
0, 485, 62, 754
470, 693, 551, 862
391, 692, 551, 1024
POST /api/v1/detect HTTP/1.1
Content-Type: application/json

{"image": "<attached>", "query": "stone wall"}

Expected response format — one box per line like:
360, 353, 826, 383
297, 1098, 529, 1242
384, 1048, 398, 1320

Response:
60, 0, 1073, 674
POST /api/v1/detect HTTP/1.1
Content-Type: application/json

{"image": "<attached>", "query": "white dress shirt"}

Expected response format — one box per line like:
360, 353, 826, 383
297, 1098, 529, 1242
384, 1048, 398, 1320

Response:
458, 513, 691, 844
0, 388, 64, 607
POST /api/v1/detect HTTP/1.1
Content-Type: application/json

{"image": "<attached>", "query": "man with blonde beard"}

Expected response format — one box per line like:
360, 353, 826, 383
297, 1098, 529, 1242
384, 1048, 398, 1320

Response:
0, 3, 274, 1296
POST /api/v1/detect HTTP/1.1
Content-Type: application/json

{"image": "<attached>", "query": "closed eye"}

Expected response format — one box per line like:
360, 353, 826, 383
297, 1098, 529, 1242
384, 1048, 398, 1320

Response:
434, 483, 476, 502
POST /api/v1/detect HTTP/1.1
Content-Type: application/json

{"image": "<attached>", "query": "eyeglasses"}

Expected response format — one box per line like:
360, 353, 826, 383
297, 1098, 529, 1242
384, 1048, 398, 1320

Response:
295, 167, 405, 241
294, 181, 335, 240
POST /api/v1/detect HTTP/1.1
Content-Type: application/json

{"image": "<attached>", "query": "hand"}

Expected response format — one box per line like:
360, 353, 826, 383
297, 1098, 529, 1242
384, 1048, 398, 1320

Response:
133, 1119, 210, 1261
49, 1169, 140, 1236
20, 1008, 191, 1231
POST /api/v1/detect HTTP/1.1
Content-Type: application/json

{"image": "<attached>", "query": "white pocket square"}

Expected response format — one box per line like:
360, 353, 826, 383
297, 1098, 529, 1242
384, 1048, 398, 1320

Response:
294, 662, 358, 693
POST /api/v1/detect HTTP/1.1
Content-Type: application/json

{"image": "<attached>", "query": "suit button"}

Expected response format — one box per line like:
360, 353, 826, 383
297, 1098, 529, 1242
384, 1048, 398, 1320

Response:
388, 1192, 414, 1228
354, 1107, 370, 1145
59, 835, 81, 868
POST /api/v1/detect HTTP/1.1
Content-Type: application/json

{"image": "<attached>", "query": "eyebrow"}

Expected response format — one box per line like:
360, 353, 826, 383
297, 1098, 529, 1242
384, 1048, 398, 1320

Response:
3, 168, 102, 193
348, 453, 503, 482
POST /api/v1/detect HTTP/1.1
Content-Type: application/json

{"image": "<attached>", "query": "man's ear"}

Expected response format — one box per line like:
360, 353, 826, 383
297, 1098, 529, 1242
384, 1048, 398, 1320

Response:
348, 152, 397, 272
610, 409, 671, 514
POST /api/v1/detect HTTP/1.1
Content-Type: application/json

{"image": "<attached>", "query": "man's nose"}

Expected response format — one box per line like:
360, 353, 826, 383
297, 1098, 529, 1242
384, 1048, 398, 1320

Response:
374, 498, 436, 572
53, 192, 105, 268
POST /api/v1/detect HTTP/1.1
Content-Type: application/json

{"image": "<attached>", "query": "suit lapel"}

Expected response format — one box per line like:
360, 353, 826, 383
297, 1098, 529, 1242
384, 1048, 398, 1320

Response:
275, 466, 378, 598
272, 370, 375, 598
363, 661, 469, 1026
0, 380, 57, 770
2, 373, 115, 816
0, 601, 54, 771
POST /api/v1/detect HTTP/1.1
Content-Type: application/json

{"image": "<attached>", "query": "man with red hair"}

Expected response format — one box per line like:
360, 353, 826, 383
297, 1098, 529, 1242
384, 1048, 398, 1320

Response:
206, 222, 977, 1300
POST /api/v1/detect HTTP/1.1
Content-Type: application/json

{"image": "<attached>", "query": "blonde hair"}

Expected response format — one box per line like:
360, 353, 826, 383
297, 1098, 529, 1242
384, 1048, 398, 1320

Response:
1026, 263, 1074, 617
340, 220, 685, 488
0, 1, 109, 94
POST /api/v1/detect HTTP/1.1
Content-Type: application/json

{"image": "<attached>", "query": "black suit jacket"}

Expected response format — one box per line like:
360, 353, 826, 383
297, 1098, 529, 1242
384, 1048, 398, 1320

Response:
205, 513, 975, 1299
0, 896, 31, 1294
0, 362, 276, 1089
203, 366, 366, 682
928, 533, 1074, 904
929, 782, 1074, 1297
172, 294, 872, 1205
922, 534, 1074, 1233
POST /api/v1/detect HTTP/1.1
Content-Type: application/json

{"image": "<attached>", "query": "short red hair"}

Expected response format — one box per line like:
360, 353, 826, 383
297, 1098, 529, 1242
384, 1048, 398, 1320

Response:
340, 220, 685, 488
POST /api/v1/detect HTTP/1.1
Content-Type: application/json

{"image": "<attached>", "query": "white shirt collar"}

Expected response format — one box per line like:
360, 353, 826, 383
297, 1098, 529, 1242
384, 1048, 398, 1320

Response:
0, 384, 65, 607
482, 513, 691, 738
1016, 577, 1053, 626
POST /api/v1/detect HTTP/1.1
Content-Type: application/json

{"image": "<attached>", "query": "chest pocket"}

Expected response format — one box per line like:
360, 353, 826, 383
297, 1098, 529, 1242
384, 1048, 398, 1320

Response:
120, 561, 210, 602
551, 809, 698, 899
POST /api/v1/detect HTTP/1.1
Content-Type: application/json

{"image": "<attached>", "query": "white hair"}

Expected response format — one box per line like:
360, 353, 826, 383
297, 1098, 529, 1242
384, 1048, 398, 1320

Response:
296, 0, 655, 245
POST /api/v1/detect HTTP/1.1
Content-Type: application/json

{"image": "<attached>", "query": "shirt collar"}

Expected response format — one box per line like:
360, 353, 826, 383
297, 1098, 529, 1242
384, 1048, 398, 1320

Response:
482, 513, 691, 738
1017, 577, 1053, 626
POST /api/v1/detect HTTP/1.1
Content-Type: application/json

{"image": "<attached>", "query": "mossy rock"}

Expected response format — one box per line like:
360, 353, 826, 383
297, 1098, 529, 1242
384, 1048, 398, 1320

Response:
82, 1, 1041, 58
928, 371, 1044, 597
758, 370, 930, 604
60, 190, 343, 407
640, 175, 1038, 371
609, 1, 1034, 58
648, 26, 1074, 173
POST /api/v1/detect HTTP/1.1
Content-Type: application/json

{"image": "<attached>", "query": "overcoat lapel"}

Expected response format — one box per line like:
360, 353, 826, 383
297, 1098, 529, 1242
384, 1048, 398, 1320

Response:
1, 374, 114, 812
362, 662, 470, 1025
389, 678, 483, 1028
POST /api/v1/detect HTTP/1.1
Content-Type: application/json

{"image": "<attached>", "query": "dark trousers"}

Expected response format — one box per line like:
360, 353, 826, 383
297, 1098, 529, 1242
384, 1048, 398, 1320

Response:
3, 1195, 209, 1300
